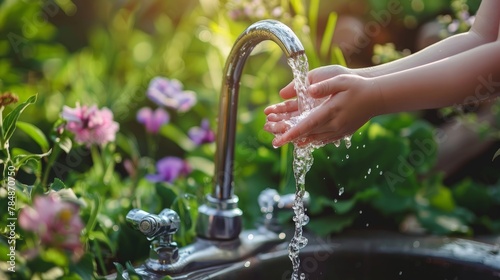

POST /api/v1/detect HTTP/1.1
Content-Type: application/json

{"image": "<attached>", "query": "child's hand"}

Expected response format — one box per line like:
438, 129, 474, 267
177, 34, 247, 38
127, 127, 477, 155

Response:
264, 65, 356, 133
264, 74, 382, 147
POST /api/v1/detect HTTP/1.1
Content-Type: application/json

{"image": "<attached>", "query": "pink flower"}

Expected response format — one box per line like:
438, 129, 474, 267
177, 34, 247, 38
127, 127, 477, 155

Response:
146, 156, 191, 183
61, 103, 119, 146
136, 107, 169, 134
188, 119, 215, 145
147, 77, 196, 112
19, 194, 84, 256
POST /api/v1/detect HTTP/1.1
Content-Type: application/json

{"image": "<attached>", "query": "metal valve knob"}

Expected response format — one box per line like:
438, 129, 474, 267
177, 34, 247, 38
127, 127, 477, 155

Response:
258, 188, 310, 214
127, 208, 180, 240
126, 208, 181, 269
258, 188, 310, 232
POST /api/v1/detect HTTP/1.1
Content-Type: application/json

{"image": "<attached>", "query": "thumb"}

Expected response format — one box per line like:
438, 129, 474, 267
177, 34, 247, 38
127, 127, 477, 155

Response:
308, 75, 351, 99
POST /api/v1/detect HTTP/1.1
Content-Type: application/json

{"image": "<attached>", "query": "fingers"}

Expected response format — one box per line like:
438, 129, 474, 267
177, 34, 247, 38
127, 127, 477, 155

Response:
272, 107, 331, 147
264, 99, 298, 115
266, 111, 300, 122
308, 75, 352, 99
263, 121, 290, 134
279, 80, 297, 99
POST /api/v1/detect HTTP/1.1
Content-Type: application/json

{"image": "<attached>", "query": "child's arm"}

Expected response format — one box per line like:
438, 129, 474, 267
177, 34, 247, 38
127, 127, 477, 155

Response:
357, 0, 500, 78
377, 40, 500, 114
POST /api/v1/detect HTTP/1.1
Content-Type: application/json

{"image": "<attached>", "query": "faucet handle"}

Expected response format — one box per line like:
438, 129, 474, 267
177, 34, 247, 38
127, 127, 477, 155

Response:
126, 208, 180, 240
258, 188, 310, 214
126, 208, 181, 269
258, 188, 310, 232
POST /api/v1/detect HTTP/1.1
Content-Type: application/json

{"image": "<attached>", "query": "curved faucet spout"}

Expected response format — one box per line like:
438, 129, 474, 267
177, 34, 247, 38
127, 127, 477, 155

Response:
215, 20, 305, 200
197, 20, 305, 241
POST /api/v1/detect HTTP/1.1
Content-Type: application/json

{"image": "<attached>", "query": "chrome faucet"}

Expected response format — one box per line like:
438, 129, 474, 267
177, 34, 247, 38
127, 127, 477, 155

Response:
197, 19, 305, 241
121, 20, 305, 279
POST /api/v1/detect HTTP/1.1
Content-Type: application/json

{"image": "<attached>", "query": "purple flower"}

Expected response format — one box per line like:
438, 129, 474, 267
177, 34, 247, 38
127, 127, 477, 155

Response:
137, 107, 169, 134
18, 193, 84, 257
188, 119, 215, 145
147, 156, 191, 183
61, 103, 119, 146
147, 77, 196, 112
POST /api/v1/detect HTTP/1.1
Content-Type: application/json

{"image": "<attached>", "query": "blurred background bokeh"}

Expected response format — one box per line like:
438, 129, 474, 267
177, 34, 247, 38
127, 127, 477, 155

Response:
1, 0, 499, 278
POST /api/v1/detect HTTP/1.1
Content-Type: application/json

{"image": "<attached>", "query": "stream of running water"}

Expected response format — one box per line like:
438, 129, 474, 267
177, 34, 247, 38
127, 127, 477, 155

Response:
285, 54, 351, 280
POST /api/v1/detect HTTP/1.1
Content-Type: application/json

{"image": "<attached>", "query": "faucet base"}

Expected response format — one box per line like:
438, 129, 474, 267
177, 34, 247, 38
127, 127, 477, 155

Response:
112, 228, 286, 279
196, 195, 243, 240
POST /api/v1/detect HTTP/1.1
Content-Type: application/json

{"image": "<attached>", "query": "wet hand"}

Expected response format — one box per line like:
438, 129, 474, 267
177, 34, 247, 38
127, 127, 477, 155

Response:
265, 74, 381, 147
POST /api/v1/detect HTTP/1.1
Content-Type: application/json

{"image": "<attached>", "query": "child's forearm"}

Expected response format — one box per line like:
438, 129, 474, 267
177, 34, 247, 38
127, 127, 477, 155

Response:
357, 32, 486, 78
355, 0, 500, 78
375, 40, 500, 114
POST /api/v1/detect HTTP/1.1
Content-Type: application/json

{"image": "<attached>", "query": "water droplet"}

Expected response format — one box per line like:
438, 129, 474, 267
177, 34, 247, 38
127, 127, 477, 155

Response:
301, 215, 310, 226
300, 273, 306, 280
364, 175, 367, 179
356, 146, 359, 149
338, 187, 344, 196
366, 223, 370, 227
379, 171, 383, 175
334, 199, 338, 203
359, 210, 363, 214
327, 156, 330, 160
376, 165, 379, 169
343, 135, 352, 149
367, 168, 371, 174
346, 154, 349, 159
333, 140, 341, 147
362, 144, 366, 148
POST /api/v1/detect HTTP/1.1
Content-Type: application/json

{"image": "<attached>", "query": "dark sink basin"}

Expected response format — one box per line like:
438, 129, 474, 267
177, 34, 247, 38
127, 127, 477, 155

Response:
201, 231, 500, 280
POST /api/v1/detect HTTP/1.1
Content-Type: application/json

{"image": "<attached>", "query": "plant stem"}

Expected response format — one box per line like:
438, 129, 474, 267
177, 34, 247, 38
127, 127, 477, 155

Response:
93, 239, 107, 275
41, 144, 62, 189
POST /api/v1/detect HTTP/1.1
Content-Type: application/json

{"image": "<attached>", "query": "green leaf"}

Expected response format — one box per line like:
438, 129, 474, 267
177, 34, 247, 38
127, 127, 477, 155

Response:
69, 252, 94, 280
114, 263, 126, 280
321, 188, 379, 215
320, 12, 337, 59
57, 135, 73, 153
155, 184, 177, 209
331, 46, 346, 65
12, 149, 51, 166
125, 262, 144, 280
0, 94, 37, 149
308, 214, 357, 235
290, 0, 305, 15
452, 179, 494, 215
171, 193, 198, 246
493, 148, 500, 161
160, 124, 195, 152
16, 121, 49, 152
308, 0, 320, 40
417, 204, 474, 235
82, 193, 102, 243
49, 178, 66, 191
89, 230, 115, 254
427, 185, 456, 212
41, 248, 68, 267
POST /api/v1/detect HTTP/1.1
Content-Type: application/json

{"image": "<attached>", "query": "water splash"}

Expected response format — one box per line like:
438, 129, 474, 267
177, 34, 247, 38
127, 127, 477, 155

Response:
286, 54, 313, 280
338, 187, 345, 196
285, 54, 352, 280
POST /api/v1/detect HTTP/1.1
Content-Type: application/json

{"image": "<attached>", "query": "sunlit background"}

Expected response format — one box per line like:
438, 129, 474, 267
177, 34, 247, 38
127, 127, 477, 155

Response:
1, 0, 499, 278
